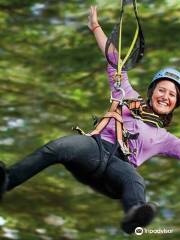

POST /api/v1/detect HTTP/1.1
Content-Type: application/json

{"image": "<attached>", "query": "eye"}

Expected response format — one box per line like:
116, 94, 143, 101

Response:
158, 88, 165, 93
170, 93, 176, 98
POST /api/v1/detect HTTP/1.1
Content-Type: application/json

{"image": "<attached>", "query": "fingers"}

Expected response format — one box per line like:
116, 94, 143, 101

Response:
136, 101, 141, 109
89, 5, 97, 18
90, 5, 97, 12
88, 5, 99, 30
104, 112, 123, 123
129, 101, 141, 110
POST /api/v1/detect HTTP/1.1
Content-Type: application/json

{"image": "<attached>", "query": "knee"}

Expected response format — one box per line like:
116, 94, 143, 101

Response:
135, 174, 145, 186
132, 174, 145, 187
123, 168, 145, 187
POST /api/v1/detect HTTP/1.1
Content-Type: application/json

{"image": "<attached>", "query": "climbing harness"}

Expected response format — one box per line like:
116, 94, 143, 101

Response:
124, 97, 165, 128
73, 0, 146, 175
87, 0, 145, 157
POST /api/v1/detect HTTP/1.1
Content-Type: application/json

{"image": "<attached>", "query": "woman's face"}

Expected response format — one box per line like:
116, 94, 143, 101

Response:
151, 80, 177, 114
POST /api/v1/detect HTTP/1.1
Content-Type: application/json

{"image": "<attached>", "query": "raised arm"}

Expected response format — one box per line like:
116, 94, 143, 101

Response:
88, 6, 114, 56
88, 6, 139, 99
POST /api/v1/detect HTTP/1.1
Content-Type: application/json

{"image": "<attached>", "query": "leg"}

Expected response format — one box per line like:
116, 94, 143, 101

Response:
6, 135, 100, 190
104, 157, 156, 234
105, 157, 146, 212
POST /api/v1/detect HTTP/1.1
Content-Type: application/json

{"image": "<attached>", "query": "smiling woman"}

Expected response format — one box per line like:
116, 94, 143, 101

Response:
151, 81, 177, 114
147, 68, 180, 126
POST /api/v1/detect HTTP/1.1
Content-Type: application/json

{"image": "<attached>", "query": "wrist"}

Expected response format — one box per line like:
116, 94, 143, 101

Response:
92, 25, 101, 33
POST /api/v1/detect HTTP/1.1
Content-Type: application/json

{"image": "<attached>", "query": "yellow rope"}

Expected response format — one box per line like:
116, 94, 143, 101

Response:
117, 0, 123, 76
116, 0, 139, 81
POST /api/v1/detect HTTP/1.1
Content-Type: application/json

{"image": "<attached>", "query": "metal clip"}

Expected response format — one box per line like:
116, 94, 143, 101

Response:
118, 140, 131, 156
110, 87, 125, 106
113, 73, 122, 90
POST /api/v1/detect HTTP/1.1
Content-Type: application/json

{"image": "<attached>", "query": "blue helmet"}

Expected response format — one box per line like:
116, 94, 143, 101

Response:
150, 67, 180, 88
148, 67, 180, 107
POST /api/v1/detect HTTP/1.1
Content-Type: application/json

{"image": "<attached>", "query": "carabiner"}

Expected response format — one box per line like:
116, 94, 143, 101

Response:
110, 87, 125, 105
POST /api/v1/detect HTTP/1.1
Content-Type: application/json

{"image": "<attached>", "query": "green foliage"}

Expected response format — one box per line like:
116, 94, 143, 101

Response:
0, 0, 179, 239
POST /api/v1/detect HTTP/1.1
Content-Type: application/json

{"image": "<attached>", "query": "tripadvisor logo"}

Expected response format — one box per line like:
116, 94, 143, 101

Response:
135, 227, 144, 235
135, 227, 173, 235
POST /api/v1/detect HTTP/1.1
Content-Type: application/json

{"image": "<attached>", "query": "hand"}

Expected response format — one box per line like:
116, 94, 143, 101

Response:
129, 101, 141, 110
88, 5, 99, 31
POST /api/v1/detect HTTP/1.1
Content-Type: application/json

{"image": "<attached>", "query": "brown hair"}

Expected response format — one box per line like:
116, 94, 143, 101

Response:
147, 79, 180, 127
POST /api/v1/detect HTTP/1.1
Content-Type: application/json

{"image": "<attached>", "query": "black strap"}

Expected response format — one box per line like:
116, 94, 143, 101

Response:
91, 134, 129, 179
105, 0, 145, 70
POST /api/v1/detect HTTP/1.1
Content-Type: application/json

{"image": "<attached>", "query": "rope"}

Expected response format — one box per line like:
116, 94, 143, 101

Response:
116, 0, 140, 82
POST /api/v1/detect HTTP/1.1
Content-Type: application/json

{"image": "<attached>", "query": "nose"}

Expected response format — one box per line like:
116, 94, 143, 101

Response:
162, 91, 169, 100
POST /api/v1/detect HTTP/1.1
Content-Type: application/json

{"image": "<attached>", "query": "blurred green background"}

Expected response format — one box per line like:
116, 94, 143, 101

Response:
0, 0, 179, 239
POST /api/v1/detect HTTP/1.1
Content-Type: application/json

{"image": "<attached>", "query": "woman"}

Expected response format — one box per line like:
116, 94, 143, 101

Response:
0, 6, 180, 235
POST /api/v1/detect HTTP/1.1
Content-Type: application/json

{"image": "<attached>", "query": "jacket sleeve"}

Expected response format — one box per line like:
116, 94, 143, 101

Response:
107, 52, 139, 99
160, 132, 180, 159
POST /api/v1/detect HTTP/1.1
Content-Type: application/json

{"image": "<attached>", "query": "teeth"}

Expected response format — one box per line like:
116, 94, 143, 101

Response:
158, 101, 168, 106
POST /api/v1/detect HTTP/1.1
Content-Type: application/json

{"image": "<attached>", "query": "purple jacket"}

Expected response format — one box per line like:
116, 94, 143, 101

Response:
100, 53, 180, 167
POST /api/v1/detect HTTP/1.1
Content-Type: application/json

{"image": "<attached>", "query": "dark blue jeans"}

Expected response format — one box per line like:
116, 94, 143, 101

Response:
7, 135, 146, 212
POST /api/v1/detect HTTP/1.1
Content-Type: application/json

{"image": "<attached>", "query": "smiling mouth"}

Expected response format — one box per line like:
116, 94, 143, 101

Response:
157, 101, 169, 107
